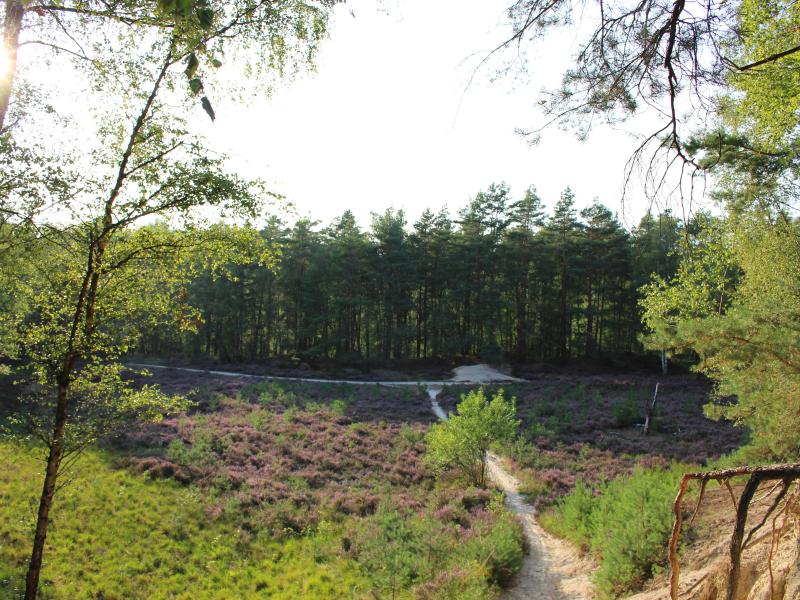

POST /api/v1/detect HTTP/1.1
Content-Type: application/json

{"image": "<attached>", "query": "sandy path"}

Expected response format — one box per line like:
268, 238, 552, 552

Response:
130, 362, 594, 599
486, 452, 595, 599
451, 364, 525, 384
428, 365, 594, 600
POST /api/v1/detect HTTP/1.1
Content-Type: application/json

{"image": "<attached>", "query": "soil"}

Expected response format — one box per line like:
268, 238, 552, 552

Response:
628, 480, 800, 600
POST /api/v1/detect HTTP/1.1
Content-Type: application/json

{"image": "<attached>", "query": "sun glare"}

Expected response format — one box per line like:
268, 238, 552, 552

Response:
0, 47, 10, 82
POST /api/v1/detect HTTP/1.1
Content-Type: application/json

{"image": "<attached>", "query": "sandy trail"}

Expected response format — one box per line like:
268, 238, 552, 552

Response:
130, 362, 594, 599
485, 452, 595, 599
430, 365, 594, 600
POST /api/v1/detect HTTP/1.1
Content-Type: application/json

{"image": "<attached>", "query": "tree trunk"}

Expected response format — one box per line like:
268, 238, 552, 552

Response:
24, 379, 69, 600
559, 265, 568, 359
585, 276, 594, 357
515, 282, 528, 360
0, 0, 24, 130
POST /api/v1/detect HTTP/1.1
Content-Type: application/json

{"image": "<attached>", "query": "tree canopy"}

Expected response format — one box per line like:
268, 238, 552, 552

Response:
134, 188, 682, 364
1, 0, 341, 597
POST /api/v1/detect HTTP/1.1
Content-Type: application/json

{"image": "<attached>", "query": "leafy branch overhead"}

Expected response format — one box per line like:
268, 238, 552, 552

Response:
0, 0, 341, 598
497, 0, 800, 206
1, 0, 339, 129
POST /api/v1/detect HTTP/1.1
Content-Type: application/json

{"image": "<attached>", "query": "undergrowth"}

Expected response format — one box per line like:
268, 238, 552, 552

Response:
0, 441, 366, 599
542, 464, 691, 598
1, 381, 525, 599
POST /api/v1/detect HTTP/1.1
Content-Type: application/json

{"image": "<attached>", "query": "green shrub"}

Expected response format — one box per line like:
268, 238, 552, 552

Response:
165, 427, 219, 468
400, 423, 424, 445
329, 398, 348, 415
545, 465, 688, 598
425, 389, 519, 487
248, 408, 273, 431
360, 508, 422, 597
351, 492, 524, 599
542, 480, 594, 548
250, 382, 297, 407
413, 561, 493, 600
613, 391, 642, 427
462, 497, 525, 586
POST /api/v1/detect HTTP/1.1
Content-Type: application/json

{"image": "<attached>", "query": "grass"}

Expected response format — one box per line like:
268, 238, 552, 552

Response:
0, 441, 367, 599
1, 375, 526, 599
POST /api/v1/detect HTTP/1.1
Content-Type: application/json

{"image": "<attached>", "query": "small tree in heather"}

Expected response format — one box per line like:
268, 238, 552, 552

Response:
425, 389, 519, 487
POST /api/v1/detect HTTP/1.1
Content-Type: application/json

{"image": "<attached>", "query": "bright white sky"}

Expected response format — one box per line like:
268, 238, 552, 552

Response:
199, 0, 666, 230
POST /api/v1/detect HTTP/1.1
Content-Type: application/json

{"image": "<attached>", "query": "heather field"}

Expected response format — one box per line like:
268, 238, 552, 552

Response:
0, 374, 524, 599
437, 372, 744, 507
435, 371, 751, 598
0, 366, 754, 599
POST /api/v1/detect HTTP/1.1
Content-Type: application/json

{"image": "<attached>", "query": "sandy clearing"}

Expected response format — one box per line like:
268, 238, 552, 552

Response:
451, 364, 525, 384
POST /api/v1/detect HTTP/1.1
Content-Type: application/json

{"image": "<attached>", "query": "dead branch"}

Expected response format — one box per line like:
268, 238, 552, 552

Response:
742, 480, 790, 549
690, 478, 708, 525
669, 475, 690, 600
643, 381, 659, 435
668, 463, 800, 600
722, 478, 738, 510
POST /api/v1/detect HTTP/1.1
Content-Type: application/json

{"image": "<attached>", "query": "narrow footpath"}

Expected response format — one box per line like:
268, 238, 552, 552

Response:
426, 366, 595, 600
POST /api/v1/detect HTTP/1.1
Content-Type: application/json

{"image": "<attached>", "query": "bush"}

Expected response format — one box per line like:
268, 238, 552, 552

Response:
545, 465, 688, 598
351, 490, 524, 599
462, 497, 525, 586
165, 427, 219, 468
613, 391, 642, 427
355, 506, 422, 597
425, 389, 519, 487
542, 480, 595, 548
413, 562, 493, 600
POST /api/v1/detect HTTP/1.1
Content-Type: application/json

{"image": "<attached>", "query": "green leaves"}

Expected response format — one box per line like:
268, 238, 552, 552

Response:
184, 54, 216, 120
200, 96, 215, 121
176, 0, 193, 18
188, 77, 203, 95
639, 214, 738, 352
727, 0, 800, 152
185, 53, 199, 79
196, 6, 214, 29
641, 209, 800, 460
425, 389, 519, 487
157, 0, 177, 16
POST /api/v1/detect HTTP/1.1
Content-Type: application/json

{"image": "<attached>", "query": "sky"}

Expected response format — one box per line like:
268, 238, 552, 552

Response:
7, 0, 683, 231
200, 0, 666, 231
